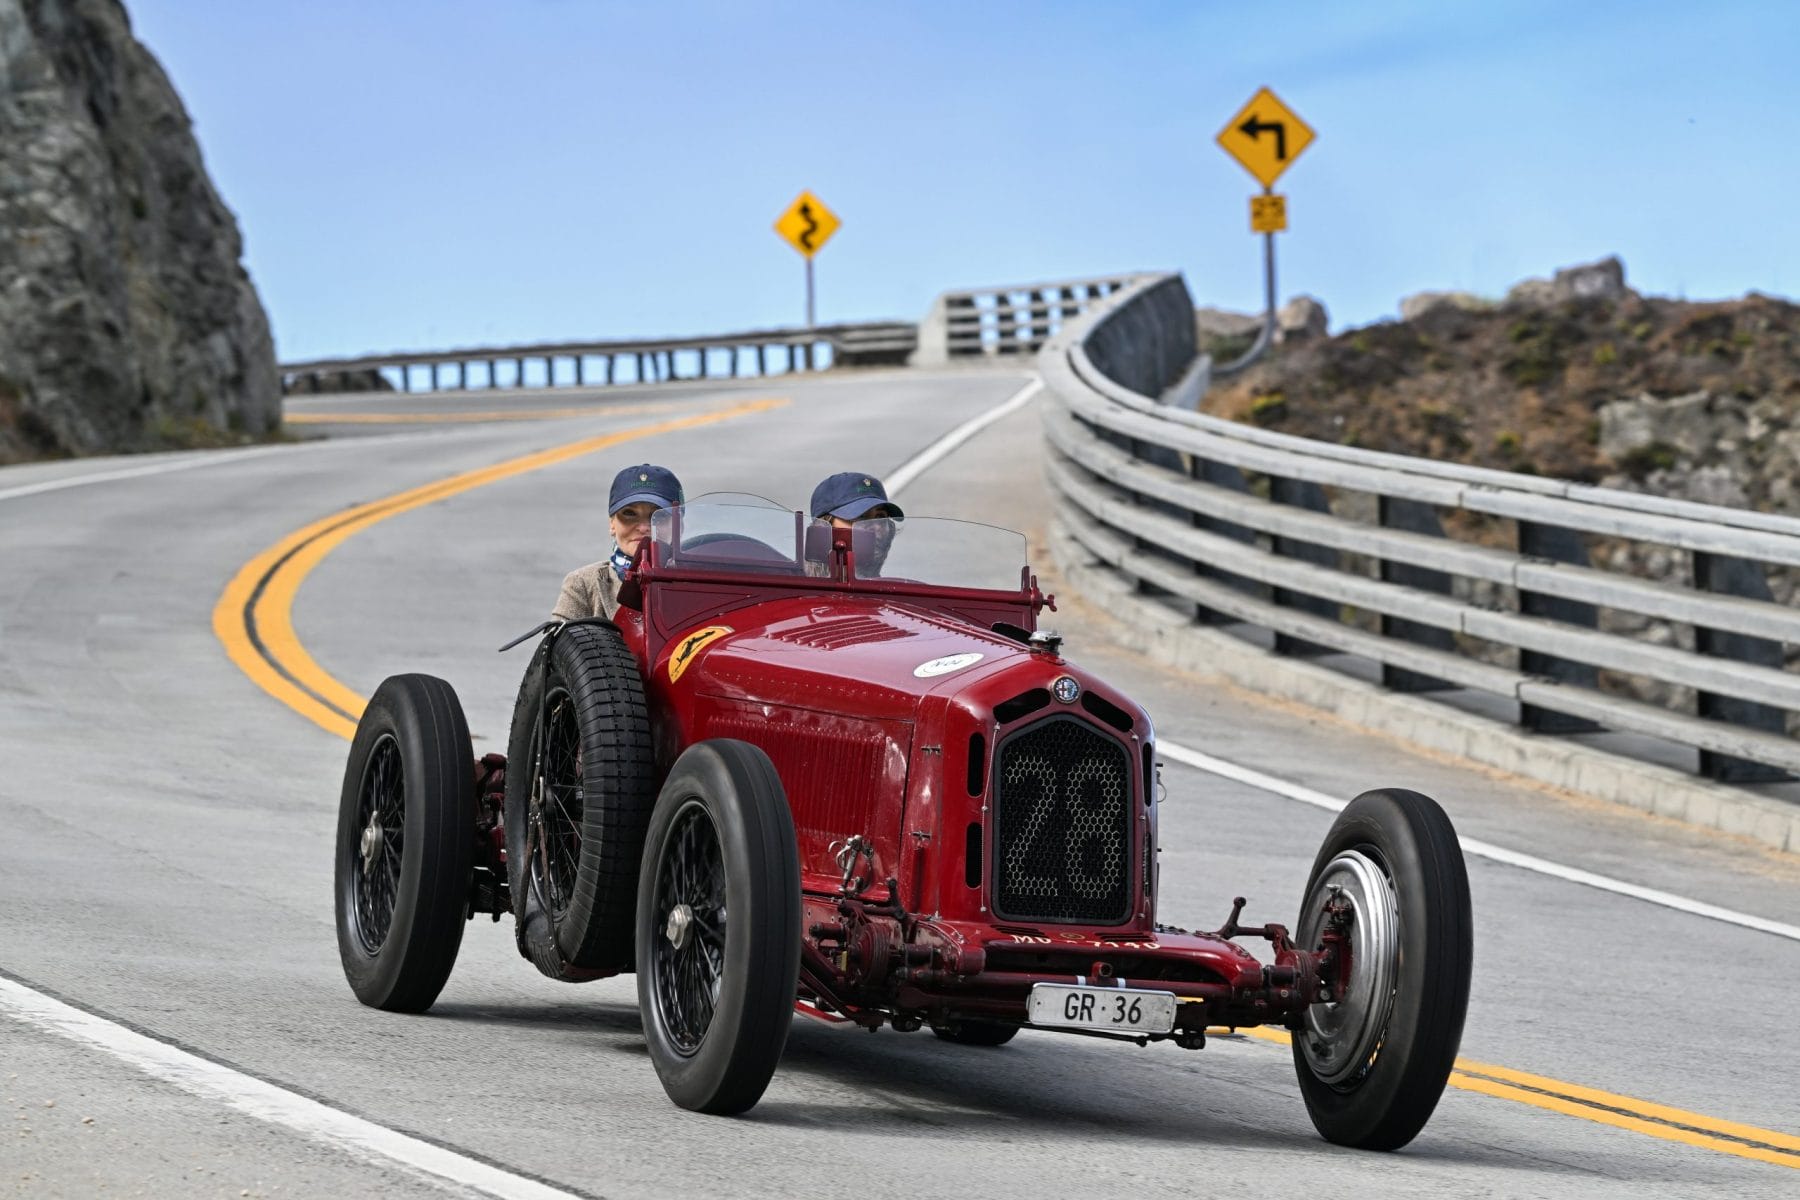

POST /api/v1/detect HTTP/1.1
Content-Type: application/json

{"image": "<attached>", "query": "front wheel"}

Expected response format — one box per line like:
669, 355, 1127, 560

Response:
334, 674, 475, 1012
636, 740, 800, 1115
1291, 788, 1472, 1151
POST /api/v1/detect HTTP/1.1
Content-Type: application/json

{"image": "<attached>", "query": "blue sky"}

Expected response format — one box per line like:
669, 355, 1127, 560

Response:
126, 0, 1800, 361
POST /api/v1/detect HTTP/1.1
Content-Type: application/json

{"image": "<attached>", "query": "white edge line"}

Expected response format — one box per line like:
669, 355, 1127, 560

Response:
0, 446, 293, 502
1157, 740, 1800, 943
0, 977, 583, 1200
886, 375, 1043, 497
0, 395, 712, 504
0, 429, 457, 503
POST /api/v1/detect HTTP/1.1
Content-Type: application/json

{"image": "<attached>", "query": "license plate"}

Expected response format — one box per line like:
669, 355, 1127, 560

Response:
1027, 983, 1177, 1035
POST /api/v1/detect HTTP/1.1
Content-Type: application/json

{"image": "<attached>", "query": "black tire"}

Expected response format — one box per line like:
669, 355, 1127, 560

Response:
636, 740, 801, 1115
505, 623, 656, 979
1291, 788, 1472, 1151
931, 1020, 1018, 1047
335, 674, 475, 1012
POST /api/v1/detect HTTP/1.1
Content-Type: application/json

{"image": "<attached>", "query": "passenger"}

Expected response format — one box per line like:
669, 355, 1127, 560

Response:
808, 472, 904, 576
553, 463, 684, 621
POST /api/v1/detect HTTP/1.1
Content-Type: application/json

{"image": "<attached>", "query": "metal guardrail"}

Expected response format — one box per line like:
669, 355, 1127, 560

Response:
1042, 273, 1800, 782
280, 320, 917, 394
910, 275, 1148, 366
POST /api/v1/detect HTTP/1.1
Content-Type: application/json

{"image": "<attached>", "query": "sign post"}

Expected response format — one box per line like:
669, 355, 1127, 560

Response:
773, 190, 841, 329
1215, 88, 1314, 370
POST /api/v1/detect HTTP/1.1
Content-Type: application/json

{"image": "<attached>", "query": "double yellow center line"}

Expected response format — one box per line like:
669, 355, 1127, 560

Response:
213, 397, 786, 740
1233, 1026, 1800, 1168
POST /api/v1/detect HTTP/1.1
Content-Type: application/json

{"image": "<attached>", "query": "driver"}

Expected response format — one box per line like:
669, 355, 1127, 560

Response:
552, 463, 684, 621
808, 471, 904, 576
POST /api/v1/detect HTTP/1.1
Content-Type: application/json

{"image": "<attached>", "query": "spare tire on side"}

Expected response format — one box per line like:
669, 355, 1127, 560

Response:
505, 622, 657, 980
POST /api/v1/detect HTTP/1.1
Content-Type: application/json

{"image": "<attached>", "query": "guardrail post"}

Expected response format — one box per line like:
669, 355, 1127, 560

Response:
1269, 476, 1339, 657
1377, 497, 1456, 691
1693, 551, 1793, 782
996, 294, 1018, 353
945, 294, 976, 359
1057, 287, 1078, 326
1187, 457, 1257, 626
1516, 521, 1602, 733
1028, 290, 1047, 350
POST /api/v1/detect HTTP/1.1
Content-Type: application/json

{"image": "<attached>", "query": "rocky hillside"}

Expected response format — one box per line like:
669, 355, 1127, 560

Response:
1203, 258, 1800, 517
0, 0, 278, 463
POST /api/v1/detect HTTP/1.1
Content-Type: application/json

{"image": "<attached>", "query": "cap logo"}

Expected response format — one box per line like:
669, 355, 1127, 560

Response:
639, 473, 649, 482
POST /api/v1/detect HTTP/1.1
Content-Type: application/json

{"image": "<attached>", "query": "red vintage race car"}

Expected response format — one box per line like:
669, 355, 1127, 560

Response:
333, 495, 1473, 1150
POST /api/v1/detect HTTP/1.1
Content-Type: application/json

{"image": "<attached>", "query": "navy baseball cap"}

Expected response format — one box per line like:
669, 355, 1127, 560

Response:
810, 472, 905, 522
609, 464, 683, 514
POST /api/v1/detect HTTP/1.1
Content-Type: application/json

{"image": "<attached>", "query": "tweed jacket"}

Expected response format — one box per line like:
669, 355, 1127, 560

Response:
552, 559, 624, 622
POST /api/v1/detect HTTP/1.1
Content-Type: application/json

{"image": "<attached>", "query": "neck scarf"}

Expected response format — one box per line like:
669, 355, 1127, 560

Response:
610, 547, 635, 580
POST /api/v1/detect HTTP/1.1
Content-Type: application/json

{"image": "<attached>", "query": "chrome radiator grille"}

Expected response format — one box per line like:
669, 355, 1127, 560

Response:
993, 716, 1133, 923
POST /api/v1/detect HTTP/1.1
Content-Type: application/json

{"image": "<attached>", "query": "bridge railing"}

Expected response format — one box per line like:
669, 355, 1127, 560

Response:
910, 275, 1149, 366
1041, 273, 1800, 782
279, 320, 917, 395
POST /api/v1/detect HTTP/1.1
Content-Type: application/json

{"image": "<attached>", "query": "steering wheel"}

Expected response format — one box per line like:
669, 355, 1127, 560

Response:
676, 532, 794, 568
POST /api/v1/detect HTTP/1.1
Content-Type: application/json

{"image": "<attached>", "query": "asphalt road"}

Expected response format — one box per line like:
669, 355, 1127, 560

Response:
3, 368, 1798, 1197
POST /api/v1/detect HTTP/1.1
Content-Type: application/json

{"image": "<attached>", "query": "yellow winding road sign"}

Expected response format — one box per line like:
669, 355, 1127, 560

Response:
774, 191, 841, 259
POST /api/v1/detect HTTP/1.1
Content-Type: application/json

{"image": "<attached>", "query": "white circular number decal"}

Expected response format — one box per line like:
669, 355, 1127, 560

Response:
913, 652, 984, 678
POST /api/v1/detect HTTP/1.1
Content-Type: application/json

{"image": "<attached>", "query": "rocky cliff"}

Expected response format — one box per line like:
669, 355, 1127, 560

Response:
0, 0, 278, 463
1201, 258, 1800, 710
1204, 257, 1800, 521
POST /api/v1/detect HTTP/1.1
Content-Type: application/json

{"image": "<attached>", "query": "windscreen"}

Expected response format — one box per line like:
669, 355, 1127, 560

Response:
649, 504, 1028, 592
650, 502, 804, 573
846, 515, 1027, 591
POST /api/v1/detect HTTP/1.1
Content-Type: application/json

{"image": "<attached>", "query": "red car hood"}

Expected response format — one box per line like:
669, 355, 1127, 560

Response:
666, 596, 1026, 719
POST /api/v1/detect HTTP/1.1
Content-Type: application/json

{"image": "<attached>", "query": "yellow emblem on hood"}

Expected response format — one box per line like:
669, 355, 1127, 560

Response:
668, 625, 733, 683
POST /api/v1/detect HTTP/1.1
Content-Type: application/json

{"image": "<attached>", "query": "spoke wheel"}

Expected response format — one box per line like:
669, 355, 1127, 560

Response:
526, 688, 585, 920
1290, 788, 1472, 1151
648, 802, 728, 1055
636, 740, 800, 1115
349, 733, 406, 955
334, 674, 475, 1013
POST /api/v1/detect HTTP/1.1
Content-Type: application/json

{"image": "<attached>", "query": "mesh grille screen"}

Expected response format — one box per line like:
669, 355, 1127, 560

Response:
994, 716, 1133, 923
